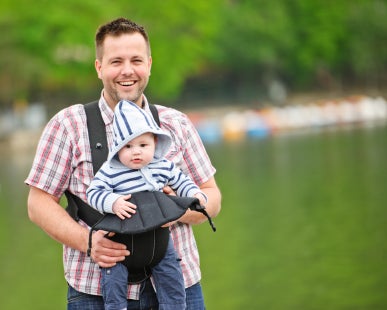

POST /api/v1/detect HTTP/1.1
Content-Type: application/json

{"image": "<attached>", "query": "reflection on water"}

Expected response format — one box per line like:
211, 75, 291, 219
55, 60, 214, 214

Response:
1, 125, 387, 309
196, 125, 387, 309
0, 140, 66, 309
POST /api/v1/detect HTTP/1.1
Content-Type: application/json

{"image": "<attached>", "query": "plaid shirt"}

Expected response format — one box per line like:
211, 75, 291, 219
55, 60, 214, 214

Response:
25, 94, 216, 299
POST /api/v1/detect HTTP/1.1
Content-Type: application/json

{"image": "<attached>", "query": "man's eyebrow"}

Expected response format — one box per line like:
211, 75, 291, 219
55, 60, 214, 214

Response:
109, 56, 124, 61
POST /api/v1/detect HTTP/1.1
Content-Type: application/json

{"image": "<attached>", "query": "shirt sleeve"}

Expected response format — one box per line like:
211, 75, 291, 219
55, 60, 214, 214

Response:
157, 106, 216, 186
168, 161, 203, 198
86, 165, 120, 214
25, 105, 87, 198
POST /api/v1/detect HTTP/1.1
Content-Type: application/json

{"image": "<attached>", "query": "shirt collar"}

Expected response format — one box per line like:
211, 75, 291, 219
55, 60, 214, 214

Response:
99, 90, 150, 123
99, 90, 114, 125
142, 94, 151, 112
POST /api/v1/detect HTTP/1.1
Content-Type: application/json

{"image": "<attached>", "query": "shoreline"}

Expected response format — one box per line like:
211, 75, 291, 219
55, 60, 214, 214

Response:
1, 93, 386, 151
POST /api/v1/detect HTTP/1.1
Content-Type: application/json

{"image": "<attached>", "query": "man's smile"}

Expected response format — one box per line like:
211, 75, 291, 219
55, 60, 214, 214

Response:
118, 81, 136, 86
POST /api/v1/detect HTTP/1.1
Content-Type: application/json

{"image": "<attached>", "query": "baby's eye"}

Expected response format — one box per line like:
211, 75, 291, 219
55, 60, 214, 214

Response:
140, 143, 148, 147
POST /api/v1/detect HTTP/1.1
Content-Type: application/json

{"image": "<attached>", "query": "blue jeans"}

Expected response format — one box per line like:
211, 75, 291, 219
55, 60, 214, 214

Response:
67, 282, 205, 310
67, 278, 157, 310
101, 236, 186, 309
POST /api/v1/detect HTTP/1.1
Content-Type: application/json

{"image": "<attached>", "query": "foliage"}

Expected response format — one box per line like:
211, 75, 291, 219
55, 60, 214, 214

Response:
0, 0, 386, 106
131, 0, 223, 100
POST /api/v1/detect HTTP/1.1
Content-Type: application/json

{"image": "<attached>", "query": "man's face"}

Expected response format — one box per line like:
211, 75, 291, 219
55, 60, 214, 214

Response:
95, 33, 152, 109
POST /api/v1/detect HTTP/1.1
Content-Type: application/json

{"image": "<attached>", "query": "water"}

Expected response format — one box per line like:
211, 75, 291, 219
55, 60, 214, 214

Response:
1, 124, 387, 309
196, 125, 387, 309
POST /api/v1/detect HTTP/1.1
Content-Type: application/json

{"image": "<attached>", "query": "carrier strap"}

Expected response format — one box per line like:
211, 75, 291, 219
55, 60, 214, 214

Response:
85, 100, 109, 175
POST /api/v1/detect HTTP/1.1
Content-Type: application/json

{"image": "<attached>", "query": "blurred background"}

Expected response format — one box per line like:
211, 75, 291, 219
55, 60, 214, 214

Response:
1, 0, 387, 309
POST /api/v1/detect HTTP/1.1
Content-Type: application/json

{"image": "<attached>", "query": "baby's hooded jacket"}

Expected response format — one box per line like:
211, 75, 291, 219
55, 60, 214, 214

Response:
86, 100, 204, 214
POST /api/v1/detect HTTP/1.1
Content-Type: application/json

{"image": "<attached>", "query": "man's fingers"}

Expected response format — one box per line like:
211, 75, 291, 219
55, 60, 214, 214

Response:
90, 230, 130, 267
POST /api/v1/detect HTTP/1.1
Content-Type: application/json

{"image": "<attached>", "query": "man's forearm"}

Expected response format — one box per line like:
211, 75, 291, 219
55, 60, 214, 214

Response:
180, 177, 221, 225
27, 186, 89, 253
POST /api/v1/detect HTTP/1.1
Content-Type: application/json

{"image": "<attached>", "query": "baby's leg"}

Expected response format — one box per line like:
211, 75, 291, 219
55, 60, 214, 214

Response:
101, 263, 128, 310
151, 236, 186, 310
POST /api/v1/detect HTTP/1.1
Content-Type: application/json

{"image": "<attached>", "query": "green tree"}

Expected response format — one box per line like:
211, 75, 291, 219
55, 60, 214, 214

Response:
128, 0, 223, 102
343, 0, 387, 86
0, 0, 222, 105
0, 0, 386, 107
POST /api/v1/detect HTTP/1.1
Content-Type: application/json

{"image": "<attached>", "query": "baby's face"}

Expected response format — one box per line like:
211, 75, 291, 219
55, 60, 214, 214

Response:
118, 132, 156, 169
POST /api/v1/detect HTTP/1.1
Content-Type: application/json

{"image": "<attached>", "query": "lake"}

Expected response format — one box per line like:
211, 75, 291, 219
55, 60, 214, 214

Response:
1, 123, 387, 309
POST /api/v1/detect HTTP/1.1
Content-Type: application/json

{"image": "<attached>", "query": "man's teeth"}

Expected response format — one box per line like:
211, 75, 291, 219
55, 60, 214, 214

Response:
119, 81, 135, 86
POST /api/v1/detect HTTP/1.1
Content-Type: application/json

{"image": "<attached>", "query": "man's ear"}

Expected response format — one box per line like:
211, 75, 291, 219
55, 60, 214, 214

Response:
95, 59, 102, 79
148, 56, 152, 76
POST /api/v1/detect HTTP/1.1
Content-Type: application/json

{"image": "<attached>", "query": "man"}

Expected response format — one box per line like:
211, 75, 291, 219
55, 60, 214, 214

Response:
26, 17, 221, 310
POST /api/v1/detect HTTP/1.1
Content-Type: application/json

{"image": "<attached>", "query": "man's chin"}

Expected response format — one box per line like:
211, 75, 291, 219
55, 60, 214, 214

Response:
119, 96, 141, 106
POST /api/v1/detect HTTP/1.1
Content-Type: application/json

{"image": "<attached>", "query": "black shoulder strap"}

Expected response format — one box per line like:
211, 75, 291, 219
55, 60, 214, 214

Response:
65, 100, 108, 224
84, 101, 109, 174
66, 101, 160, 225
149, 103, 160, 126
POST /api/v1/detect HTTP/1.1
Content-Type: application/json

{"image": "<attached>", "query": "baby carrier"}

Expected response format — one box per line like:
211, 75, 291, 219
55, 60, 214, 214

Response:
66, 101, 215, 283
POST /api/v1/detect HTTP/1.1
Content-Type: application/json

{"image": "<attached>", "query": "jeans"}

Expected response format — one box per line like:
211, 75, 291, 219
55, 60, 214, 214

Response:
101, 237, 186, 309
101, 264, 130, 310
67, 281, 205, 310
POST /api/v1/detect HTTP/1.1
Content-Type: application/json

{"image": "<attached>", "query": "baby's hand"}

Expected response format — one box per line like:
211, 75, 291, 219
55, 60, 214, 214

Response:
112, 194, 137, 220
194, 192, 207, 207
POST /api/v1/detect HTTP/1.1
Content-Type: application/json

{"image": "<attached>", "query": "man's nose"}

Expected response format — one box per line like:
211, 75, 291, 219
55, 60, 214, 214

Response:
122, 61, 134, 75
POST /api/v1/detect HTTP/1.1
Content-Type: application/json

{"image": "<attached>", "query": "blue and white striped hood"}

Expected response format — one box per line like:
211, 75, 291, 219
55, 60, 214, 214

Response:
108, 100, 172, 164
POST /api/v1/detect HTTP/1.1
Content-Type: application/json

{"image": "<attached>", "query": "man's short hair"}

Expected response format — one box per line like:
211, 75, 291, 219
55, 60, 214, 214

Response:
95, 17, 150, 60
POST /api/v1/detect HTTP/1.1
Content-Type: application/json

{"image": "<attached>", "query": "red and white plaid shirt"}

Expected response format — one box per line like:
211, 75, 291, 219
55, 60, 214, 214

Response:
25, 93, 216, 299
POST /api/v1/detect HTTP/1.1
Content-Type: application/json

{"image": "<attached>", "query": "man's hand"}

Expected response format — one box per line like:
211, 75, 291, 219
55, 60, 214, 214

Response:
90, 231, 130, 268
161, 220, 177, 228
178, 177, 221, 225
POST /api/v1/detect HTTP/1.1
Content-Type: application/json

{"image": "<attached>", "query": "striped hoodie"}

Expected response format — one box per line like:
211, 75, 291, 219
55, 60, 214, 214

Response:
86, 100, 205, 214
